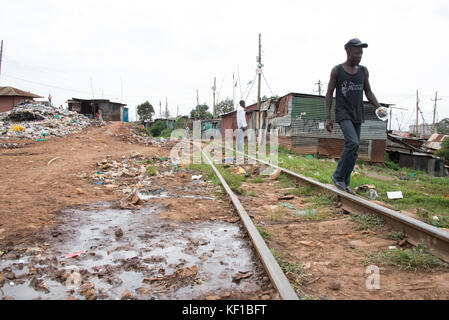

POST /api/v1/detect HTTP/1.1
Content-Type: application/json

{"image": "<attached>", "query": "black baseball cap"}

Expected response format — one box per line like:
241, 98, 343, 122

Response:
344, 38, 368, 50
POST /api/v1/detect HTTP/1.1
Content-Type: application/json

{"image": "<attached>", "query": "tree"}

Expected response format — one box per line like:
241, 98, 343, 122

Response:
215, 98, 234, 116
189, 104, 213, 120
137, 101, 155, 122
261, 95, 279, 102
436, 118, 449, 135
436, 138, 449, 166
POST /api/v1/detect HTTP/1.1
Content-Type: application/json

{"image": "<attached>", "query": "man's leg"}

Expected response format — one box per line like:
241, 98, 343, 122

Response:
343, 122, 361, 187
333, 120, 360, 186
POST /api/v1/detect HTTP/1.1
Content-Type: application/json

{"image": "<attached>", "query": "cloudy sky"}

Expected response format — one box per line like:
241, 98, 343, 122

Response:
1, 0, 448, 130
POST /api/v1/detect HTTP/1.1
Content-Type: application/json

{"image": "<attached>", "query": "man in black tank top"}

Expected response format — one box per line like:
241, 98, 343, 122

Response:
324, 38, 382, 194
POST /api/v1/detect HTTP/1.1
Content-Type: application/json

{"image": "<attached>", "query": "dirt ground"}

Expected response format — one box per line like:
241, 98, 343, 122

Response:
237, 176, 449, 300
0, 122, 274, 300
1, 122, 448, 300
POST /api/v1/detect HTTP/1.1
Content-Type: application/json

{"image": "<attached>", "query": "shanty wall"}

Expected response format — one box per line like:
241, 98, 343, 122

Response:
287, 95, 387, 162
0, 96, 30, 113
99, 103, 121, 121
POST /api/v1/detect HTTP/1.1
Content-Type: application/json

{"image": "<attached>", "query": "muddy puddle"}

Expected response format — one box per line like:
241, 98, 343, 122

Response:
0, 201, 268, 300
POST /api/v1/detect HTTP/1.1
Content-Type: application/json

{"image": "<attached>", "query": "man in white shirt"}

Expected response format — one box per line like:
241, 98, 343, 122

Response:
236, 100, 247, 151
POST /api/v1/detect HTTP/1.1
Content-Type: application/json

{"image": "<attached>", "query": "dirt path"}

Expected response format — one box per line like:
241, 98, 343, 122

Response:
0, 123, 273, 300
0, 122, 165, 245
236, 173, 449, 300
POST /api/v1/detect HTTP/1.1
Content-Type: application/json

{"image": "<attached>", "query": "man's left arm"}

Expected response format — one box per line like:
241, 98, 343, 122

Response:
363, 67, 382, 108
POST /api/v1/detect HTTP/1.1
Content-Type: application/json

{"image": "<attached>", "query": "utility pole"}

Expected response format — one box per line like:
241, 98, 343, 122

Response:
159, 101, 162, 119
431, 91, 442, 133
0, 40, 3, 81
315, 80, 322, 96
165, 96, 168, 128
176, 105, 179, 117
415, 90, 419, 137
257, 33, 262, 133
196, 89, 200, 119
212, 77, 216, 118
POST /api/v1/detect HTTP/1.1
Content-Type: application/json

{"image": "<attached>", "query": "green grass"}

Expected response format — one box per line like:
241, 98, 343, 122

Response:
247, 191, 257, 197
386, 231, 406, 241
256, 225, 272, 239
250, 176, 265, 183
367, 243, 448, 272
270, 248, 313, 299
350, 213, 385, 231
186, 161, 246, 194
146, 166, 157, 176
273, 147, 449, 223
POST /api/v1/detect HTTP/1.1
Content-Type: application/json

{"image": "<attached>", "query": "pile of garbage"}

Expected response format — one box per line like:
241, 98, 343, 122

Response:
130, 128, 168, 147
0, 102, 102, 143
85, 152, 176, 196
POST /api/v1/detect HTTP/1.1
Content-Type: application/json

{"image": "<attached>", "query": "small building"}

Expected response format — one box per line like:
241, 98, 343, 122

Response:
220, 92, 391, 163
0, 86, 42, 113
67, 98, 127, 121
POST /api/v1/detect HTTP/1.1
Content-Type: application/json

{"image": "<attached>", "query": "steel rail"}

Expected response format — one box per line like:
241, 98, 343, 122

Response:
232, 149, 449, 262
201, 150, 299, 300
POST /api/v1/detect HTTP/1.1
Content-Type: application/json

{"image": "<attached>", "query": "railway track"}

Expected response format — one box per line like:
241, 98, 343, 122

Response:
199, 145, 449, 300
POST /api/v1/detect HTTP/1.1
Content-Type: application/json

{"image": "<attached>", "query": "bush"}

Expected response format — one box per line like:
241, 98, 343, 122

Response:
436, 139, 449, 166
160, 128, 173, 138
149, 121, 166, 137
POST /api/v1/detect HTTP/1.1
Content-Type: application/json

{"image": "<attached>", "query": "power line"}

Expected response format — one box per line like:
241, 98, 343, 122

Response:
261, 71, 275, 97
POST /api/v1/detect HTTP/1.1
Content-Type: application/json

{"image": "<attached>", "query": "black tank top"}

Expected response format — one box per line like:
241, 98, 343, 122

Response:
335, 64, 365, 123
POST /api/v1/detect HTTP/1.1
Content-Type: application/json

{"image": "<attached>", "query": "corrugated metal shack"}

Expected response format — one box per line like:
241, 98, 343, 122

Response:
67, 98, 127, 121
387, 133, 448, 177
221, 92, 390, 162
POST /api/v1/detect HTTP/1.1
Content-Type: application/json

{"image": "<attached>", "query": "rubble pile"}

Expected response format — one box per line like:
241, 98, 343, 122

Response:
0, 102, 104, 144
85, 152, 175, 195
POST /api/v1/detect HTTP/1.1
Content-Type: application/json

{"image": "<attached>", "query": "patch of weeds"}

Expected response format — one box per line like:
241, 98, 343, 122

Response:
367, 243, 448, 272
146, 166, 157, 176
311, 194, 333, 206
294, 208, 327, 221
386, 231, 406, 241
256, 225, 272, 239
276, 174, 296, 188
251, 176, 265, 183
350, 213, 385, 231
290, 185, 315, 197
139, 159, 153, 165
247, 191, 257, 197
270, 248, 311, 299
269, 206, 286, 221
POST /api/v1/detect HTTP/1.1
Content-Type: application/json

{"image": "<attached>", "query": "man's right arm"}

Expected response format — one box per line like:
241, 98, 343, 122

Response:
325, 67, 337, 132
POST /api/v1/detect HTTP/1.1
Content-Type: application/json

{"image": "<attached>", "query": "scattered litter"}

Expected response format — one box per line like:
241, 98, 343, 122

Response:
65, 250, 84, 258
191, 175, 203, 180
388, 246, 397, 250
354, 184, 376, 192
47, 157, 62, 166
387, 191, 403, 199
233, 167, 246, 175
269, 168, 282, 180
432, 216, 440, 221
306, 155, 314, 159
120, 190, 143, 209
368, 189, 378, 200
298, 240, 315, 246
280, 203, 296, 210
278, 195, 294, 200
232, 271, 253, 282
